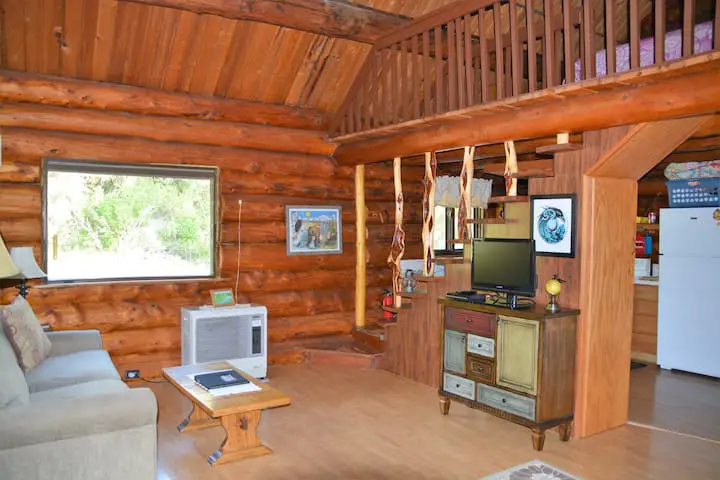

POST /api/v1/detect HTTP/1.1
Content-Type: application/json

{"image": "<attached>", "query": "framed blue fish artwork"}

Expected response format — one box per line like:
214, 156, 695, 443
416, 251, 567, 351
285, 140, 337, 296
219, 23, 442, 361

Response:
530, 194, 577, 258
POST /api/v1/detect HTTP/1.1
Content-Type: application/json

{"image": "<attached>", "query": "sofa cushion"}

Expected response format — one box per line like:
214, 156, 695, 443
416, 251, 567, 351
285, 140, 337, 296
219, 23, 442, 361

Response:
1, 296, 51, 372
29, 379, 128, 403
0, 312, 30, 408
25, 350, 121, 393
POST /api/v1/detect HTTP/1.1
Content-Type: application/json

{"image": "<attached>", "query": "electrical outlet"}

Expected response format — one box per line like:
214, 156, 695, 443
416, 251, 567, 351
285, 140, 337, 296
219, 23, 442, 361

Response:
125, 370, 140, 380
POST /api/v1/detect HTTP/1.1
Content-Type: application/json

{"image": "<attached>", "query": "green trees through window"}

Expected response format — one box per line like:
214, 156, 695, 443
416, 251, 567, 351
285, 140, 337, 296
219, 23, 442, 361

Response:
44, 160, 216, 282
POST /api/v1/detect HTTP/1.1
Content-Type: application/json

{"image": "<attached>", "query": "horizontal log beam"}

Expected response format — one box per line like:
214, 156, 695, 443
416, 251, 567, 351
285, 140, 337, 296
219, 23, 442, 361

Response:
120, 0, 410, 44
0, 70, 327, 130
334, 65, 720, 165
2, 128, 336, 179
0, 103, 334, 156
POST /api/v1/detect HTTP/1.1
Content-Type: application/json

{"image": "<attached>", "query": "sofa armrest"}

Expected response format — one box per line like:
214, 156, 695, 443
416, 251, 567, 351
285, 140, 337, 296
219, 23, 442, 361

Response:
0, 387, 157, 450
47, 330, 103, 356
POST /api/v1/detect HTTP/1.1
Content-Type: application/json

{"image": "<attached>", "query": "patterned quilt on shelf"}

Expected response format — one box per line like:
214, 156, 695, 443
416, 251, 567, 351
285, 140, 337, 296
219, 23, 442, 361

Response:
665, 161, 720, 180
574, 21, 714, 81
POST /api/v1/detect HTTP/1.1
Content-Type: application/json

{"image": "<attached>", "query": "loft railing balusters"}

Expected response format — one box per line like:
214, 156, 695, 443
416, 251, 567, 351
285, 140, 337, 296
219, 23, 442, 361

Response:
529, 0, 538, 91
434, 26, 445, 113
606, 0, 616, 75
655, 0, 666, 63
493, 3, 504, 99
479, 9, 490, 102
510, 0, 521, 96
464, 14, 474, 106
683, 0, 695, 57
630, 0, 640, 69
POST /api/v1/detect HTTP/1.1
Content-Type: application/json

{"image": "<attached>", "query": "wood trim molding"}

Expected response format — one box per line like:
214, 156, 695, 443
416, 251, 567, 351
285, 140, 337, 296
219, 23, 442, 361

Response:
585, 116, 711, 180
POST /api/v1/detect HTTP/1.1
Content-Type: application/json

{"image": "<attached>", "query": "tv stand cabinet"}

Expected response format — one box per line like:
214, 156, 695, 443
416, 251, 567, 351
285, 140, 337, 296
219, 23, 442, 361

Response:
438, 298, 578, 451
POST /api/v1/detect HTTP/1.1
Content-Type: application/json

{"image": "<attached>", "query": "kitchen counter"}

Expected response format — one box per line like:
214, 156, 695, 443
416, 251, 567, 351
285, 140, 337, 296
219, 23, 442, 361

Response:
634, 277, 659, 286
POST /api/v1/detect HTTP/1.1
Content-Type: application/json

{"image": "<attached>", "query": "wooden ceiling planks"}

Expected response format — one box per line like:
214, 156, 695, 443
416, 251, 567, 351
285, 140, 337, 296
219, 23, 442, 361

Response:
0, 0, 455, 113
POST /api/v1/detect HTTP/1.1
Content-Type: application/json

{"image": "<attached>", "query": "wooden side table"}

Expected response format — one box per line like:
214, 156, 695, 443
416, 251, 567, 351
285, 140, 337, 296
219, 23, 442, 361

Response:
163, 362, 291, 466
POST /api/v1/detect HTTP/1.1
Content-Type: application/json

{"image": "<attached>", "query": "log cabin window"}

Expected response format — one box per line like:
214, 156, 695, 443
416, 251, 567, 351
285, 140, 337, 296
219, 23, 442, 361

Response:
433, 206, 481, 254
42, 159, 217, 282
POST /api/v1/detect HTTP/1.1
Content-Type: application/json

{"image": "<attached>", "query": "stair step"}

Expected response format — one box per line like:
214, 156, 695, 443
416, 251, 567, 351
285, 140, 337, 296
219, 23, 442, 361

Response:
352, 327, 386, 352
305, 337, 383, 369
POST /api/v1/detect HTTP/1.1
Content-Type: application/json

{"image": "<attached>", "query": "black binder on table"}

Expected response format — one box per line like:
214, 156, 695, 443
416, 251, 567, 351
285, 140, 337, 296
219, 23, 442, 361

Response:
194, 370, 250, 390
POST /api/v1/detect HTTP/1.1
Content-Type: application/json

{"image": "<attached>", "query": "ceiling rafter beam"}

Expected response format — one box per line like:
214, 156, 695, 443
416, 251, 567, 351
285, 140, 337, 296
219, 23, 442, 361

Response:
119, 0, 411, 44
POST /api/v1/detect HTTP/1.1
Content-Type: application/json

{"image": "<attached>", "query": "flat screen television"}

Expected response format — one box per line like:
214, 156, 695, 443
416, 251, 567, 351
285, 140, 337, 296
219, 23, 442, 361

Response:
471, 238, 536, 308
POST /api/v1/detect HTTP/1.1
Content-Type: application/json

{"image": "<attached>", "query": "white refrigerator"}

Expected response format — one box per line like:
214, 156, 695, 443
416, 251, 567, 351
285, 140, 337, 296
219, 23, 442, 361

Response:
657, 207, 720, 378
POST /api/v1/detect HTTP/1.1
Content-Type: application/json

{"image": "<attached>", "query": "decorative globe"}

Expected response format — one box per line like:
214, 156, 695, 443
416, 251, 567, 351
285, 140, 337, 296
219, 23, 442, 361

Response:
545, 278, 562, 296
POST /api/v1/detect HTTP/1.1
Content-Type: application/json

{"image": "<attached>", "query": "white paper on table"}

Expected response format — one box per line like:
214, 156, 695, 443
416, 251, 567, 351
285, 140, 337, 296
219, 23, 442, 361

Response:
206, 383, 261, 396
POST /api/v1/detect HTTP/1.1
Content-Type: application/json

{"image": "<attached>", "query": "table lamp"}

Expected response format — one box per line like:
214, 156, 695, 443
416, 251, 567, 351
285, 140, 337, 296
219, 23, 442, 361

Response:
0, 235, 21, 279
9, 247, 46, 297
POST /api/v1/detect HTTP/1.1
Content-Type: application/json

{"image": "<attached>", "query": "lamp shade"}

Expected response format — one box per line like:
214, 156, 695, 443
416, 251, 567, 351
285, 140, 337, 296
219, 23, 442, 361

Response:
9, 247, 46, 279
0, 235, 20, 278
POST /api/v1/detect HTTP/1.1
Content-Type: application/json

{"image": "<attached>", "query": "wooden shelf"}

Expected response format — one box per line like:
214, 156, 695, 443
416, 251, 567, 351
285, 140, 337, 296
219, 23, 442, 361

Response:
431, 257, 468, 264
415, 276, 437, 283
381, 304, 410, 314
466, 218, 519, 225
395, 290, 428, 299
508, 171, 554, 179
636, 223, 659, 231
536, 142, 583, 154
452, 238, 472, 244
487, 196, 529, 203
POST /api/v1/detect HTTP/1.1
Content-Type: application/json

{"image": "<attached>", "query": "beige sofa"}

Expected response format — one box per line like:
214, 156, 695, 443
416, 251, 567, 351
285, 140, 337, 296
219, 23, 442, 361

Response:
0, 324, 157, 480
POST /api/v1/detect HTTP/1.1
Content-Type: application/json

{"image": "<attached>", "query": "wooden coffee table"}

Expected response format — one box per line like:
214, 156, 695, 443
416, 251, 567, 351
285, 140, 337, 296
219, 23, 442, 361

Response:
162, 362, 291, 466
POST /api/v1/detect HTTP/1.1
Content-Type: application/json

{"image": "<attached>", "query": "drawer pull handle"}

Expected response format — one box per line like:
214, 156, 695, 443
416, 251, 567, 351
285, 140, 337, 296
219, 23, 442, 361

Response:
476, 368, 484, 372
501, 398, 507, 404
456, 384, 461, 388
466, 319, 472, 323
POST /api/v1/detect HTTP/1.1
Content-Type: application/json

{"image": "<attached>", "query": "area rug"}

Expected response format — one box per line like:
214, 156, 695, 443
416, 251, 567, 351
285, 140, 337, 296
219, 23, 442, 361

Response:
481, 460, 581, 480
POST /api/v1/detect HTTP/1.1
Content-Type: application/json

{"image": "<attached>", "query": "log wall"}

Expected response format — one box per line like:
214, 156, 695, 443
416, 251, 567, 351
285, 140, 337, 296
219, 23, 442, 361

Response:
0, 85, 422, 377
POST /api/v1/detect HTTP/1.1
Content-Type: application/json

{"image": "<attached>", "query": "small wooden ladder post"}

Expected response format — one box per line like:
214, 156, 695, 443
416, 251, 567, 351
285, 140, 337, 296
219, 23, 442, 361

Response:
459, 146, 475, 262
458, 146, 475, 241
355, 164, 366, 329
503, 140, 518, 196
387, 157, 406, 308
422, 151, 437, 277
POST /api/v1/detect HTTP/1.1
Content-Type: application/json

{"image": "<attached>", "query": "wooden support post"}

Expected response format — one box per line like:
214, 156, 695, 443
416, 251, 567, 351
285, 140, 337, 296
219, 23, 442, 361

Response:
422, 152, 437, 277
387, 157, 405, 307
355, 164, 366, 328
504, 141, 518, 196
458, 146, 475, 242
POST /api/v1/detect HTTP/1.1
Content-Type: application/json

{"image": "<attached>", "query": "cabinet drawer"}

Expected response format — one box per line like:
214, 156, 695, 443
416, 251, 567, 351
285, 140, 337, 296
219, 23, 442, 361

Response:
477, 383, 536, 421
467, 334, 495, 357
466, 355, 494, 383
444, 330, 467, 375
446, 308, 496, 337
443, 373, 475, 401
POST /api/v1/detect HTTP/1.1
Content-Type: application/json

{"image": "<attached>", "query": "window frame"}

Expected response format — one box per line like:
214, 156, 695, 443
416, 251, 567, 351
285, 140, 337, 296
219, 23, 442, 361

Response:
42, 158, 219, 284
433, 206, 482, 256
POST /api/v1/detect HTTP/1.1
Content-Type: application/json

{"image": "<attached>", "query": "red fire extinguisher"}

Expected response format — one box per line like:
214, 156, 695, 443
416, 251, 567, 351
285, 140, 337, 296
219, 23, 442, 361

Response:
382, 288, 394, 320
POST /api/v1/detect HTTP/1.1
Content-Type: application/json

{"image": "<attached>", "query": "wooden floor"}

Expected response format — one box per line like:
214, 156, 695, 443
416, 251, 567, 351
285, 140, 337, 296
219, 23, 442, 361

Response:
151, 364, 720, 480
629, 365, 720, 442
